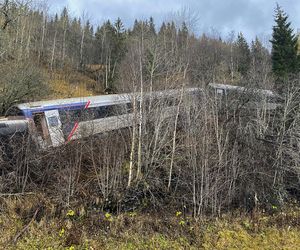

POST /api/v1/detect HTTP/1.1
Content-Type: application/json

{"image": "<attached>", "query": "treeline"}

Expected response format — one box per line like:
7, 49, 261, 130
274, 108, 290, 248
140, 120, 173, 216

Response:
0, 1, 273, 105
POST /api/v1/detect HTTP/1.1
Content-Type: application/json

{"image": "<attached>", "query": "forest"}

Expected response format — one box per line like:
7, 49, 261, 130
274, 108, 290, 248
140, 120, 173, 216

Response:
0, 1, 275, 112
1, 0, 300, 249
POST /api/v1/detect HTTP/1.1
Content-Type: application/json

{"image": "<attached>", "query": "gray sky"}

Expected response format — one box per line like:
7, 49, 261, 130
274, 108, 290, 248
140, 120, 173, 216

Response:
49, 0, 300, 42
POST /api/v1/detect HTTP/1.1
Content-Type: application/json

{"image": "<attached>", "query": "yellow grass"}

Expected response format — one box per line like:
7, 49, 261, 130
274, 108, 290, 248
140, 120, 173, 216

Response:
1, 196, 300, 249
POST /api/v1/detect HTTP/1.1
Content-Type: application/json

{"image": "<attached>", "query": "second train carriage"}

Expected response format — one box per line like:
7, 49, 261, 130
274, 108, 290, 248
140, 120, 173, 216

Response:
208, 83, 282, 110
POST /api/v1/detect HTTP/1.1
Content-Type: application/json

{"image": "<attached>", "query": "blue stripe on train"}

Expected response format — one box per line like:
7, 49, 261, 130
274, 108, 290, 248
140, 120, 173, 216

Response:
22, 102, 86, 118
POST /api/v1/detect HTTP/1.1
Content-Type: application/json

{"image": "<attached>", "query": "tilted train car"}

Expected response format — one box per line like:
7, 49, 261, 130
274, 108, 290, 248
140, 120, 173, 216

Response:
208, 83, 282, 110
0, 84, 281, 149
0, 88, 200, 148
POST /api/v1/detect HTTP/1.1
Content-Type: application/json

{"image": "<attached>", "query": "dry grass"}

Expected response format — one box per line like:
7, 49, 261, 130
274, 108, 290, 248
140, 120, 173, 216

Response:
1, 195, 300, 249
48, 69, 96, 99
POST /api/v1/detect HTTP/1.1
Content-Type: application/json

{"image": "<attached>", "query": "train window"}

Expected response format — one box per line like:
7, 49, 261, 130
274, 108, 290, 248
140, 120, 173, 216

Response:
59, 109, 82, 122
126, 103, 133, 113
216, 88, 225, 95
59, 110, 78, 137
79, 108, 94, 121
58, 110, 67, 124
70, 110, 82, 121
59, 103, 133, 129
114, 103, 133, 115
90, 106, 106, 119
89, 103, 131, 119
48, 116, 59, 127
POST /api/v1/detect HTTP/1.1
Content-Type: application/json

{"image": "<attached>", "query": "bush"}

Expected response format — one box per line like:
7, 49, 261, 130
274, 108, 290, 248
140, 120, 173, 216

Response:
0, 61, 48, 115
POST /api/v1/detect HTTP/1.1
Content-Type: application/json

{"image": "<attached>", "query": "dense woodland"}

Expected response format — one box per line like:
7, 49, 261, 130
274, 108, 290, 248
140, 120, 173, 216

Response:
1, 0, 300, 220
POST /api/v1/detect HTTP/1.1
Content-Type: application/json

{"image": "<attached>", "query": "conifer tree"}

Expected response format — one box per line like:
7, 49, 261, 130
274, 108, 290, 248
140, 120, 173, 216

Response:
149, 17, 156, 36
251, 38, 266, 66
235, 32, 251, 77
113, 17, 127, 67
270, 5, 299, 85
251, 37, 269, 73
249, 37, 271, 87
178, 22, 189, 51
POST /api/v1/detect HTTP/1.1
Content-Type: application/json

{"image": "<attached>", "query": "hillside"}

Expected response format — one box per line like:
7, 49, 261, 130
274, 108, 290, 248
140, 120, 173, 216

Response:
0, 2, 275, 115
1, 1, 300, 249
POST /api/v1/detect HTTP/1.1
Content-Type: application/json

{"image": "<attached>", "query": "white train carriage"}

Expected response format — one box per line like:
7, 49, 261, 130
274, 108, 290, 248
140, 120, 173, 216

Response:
208, 83, 282, 110
0, 83, 282, 149
0, 88, 200, 148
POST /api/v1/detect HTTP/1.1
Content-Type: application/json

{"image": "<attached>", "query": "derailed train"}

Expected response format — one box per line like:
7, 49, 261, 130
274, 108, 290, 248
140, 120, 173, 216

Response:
0, 83, 280, 149
0, 88, 200, 148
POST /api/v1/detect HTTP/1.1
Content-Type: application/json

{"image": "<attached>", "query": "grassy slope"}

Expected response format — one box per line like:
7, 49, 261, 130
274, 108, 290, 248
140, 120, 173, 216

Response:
48, 69, 96, 99
1, 196, 300, 249
2, 68, 300, 249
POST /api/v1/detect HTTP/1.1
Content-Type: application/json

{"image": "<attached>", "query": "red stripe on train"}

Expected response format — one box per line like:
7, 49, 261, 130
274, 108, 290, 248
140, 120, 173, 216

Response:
66, 100, 90, 143
85, 100, 91, 109
66, 122, 79, 142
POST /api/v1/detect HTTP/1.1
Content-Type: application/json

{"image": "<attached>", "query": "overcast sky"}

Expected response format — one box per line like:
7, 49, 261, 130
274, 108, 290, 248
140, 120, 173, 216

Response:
49, 0, 300, 43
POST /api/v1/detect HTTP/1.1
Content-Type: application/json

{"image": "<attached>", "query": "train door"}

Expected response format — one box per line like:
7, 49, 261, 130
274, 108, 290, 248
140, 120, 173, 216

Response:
33, 112, 51, 148
44, 110, 65, 147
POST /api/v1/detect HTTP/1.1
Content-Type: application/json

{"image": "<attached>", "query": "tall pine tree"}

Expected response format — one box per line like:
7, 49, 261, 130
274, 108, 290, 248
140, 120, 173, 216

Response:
235, 32, 251, 78
270, 5, 299, 86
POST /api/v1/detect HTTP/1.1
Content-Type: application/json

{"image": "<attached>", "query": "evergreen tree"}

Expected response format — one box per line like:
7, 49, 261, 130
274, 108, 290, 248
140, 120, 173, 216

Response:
178, 22, 189, 51
114, 17, 124, 35
158, 22, 166, 36
94, 19, 127, 91
132, 19, 143, 36
235, 32, 251, 77
250, 37, 269, 73
69, 17, 82, 62
60, 7, 69, 21
59, 7, 70, 66
83, 20, 94, 64
249, 37, 271, 88
270, 5, 299, 84
113, 17, 127, 66
149, 17, 156, 36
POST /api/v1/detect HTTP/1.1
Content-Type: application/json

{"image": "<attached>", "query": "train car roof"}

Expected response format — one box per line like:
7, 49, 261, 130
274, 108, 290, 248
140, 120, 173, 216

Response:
17, 93, 131, 110
16, 87, 201, 111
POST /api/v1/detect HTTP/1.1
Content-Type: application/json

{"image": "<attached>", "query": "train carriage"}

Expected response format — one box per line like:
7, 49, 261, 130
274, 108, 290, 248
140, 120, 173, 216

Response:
0, 84, 282, 149
0, 88, 200, 149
